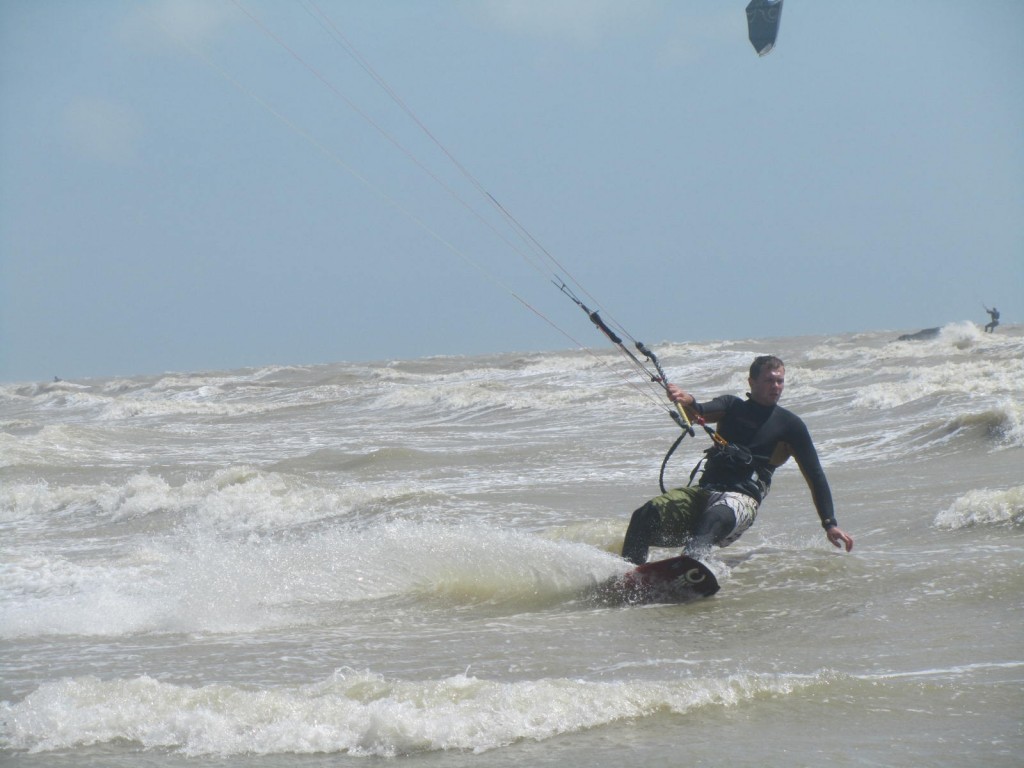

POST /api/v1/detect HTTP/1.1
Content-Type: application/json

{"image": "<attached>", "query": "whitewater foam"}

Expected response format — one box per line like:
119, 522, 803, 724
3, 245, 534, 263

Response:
0, 670, 816, 756
934, 485, 1024, 529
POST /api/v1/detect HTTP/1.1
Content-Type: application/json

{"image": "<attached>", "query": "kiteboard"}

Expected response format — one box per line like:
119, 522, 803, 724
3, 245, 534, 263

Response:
595, 555, 720, 605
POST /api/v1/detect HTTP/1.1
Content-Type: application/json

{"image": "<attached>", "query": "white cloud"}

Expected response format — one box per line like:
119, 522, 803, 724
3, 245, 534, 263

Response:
63, 97, 143, 165
119, 0, 236, 51
472, 1, 738, 65
657, 8, 738, 66
475, 0, 663, 47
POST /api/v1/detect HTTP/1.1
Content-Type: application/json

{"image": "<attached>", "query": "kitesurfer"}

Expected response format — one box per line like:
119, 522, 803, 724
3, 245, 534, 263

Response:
984, 305, 1000, 333
621, 355, 854, 563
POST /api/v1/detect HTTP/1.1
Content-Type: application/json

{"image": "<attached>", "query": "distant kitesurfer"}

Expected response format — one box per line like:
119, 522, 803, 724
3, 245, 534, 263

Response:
984, 305, 1000, 333
621, 355, 854, 564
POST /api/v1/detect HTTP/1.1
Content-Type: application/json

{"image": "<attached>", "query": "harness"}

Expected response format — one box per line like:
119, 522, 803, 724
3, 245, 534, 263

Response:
688, 441, 771, 503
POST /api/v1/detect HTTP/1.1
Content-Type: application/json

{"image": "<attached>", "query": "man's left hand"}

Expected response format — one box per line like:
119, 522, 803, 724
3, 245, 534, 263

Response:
826, 527, 854, 552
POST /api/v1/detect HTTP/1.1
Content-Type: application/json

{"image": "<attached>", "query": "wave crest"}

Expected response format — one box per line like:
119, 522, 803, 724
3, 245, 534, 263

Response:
0, 670, 815, 756
934, 486, 1024, 529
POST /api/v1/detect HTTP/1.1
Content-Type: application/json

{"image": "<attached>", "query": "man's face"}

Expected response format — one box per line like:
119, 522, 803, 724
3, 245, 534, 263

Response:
749, 365, 785, 407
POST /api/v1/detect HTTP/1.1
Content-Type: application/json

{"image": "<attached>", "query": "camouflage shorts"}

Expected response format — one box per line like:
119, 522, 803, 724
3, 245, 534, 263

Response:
648, 486, 759, 548
645, 487, 710, 547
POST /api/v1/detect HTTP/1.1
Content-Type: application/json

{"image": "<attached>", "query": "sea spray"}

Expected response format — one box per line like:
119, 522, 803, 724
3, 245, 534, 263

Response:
0, 670, 816, 757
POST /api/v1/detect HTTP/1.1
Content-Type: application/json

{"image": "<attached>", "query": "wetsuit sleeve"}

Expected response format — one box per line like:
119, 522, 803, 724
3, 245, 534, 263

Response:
691, 394, 740, 423
789, 418, 837, 528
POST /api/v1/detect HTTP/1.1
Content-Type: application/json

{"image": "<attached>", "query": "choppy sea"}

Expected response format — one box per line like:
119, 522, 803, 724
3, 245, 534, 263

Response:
2, 322, 1022, 767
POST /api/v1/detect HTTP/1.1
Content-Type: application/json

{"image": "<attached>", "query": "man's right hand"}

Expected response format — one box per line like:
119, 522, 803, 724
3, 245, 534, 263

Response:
666, 383, 694, 407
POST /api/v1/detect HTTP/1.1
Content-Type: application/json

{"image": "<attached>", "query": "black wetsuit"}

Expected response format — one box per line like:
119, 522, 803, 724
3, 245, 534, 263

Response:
985, 309, 1000, 333
694, 394, 836, 528
620, 394, 837, 564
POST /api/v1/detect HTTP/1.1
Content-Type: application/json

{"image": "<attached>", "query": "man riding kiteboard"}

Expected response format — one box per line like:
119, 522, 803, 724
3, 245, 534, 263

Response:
621, 355, 854, 564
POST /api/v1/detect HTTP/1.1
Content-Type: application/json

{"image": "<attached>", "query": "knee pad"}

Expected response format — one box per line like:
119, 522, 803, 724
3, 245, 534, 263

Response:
693, 502, 737, 545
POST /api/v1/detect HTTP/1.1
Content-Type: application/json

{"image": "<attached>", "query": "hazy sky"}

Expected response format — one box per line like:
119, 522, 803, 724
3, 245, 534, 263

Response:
2, 1, 1021, 382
